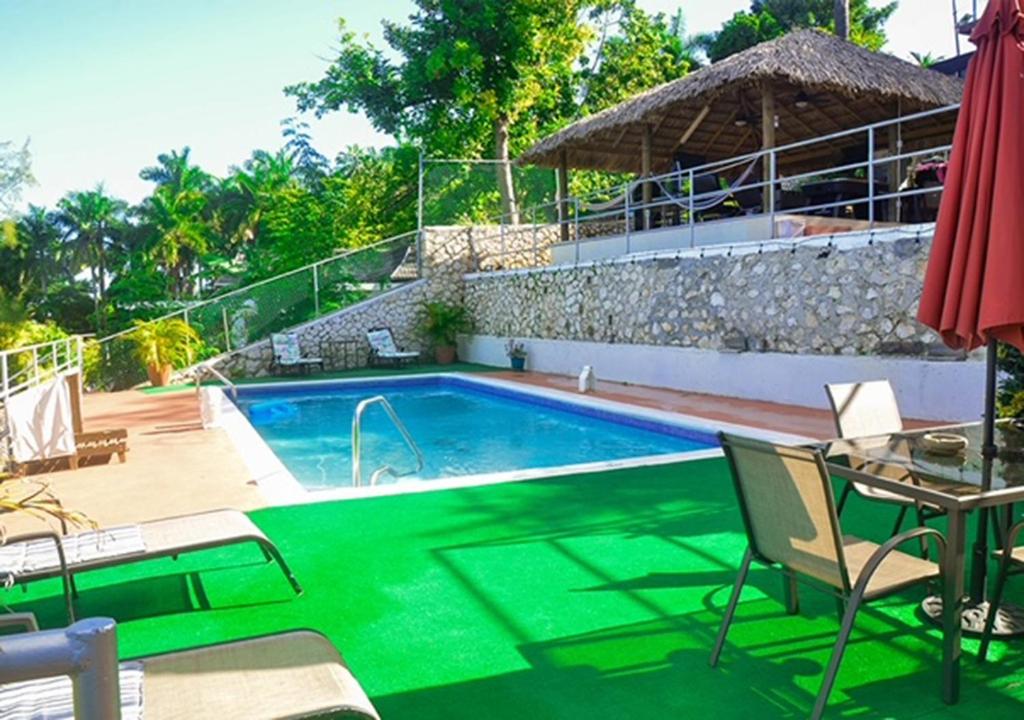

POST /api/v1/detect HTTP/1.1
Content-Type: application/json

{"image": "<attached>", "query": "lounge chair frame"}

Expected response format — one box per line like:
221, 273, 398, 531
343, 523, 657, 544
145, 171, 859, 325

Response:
366, 327, 419, 367
270, 333, 325, 375
4, 509, 301, 622
710, 433, 945, 720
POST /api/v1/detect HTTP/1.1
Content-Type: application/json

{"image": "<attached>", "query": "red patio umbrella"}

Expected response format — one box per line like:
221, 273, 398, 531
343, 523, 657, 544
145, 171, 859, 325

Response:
918, 0, 1024, 608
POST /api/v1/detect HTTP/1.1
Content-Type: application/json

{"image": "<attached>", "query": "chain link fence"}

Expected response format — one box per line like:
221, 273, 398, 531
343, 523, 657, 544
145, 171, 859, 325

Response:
90, 233, 419, 390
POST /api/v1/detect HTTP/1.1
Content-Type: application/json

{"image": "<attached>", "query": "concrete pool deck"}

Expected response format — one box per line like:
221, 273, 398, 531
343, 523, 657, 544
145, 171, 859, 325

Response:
4, 367, 944, 532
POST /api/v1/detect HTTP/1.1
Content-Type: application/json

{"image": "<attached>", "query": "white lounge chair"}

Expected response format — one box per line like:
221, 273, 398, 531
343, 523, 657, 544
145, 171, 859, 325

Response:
0, 509, 302, 622
366, 327, 419, 367
271, 333, 324, 375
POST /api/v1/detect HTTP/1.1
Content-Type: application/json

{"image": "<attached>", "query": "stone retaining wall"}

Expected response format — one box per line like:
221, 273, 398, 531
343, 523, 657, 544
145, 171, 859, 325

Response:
212, 227, 950, 379
217, 227, 471, 377
464, 235, 947, 357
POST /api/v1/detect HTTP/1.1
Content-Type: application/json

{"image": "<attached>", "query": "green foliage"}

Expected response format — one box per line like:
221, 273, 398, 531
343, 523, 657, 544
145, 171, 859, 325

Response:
418, 301, 471, 347
999, 345, 1024, 419
580, 6, 698, 116
696, 0, 897, 62
0, 290, 69, 377
127, 317, 201, 369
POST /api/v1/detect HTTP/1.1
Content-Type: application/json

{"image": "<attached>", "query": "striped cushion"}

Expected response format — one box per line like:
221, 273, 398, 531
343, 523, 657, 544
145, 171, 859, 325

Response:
0, 662, 143, 720
0, 526, 146, 580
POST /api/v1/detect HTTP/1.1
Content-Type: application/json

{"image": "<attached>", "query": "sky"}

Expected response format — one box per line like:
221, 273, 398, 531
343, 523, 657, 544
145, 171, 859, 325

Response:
2, 0, 969, 210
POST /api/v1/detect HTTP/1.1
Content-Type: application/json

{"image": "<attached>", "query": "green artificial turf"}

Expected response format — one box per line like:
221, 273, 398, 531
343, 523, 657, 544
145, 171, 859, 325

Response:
139, 362, 506, 395
8, 459, 1024, 718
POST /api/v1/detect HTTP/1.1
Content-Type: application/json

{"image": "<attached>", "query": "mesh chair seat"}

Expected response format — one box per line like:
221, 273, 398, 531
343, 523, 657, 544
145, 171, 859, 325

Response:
842, 536, 940, 599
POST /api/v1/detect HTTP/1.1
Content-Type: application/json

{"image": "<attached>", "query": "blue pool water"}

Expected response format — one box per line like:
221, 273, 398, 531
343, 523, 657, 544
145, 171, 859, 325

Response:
235, 377, 716, 490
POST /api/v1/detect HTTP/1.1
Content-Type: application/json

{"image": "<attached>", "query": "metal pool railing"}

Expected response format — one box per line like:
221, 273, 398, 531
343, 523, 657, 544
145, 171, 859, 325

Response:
351, 395, 424, 488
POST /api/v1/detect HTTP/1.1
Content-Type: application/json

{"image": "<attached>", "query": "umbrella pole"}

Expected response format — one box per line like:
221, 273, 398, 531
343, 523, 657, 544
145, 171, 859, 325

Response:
969, 338, 998, 603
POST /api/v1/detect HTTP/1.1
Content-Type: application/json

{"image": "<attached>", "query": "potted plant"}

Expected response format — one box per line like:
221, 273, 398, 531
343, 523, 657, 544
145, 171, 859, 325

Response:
505, 338, 527, 371
128, 317, 201, 387
419, 301, 470, 365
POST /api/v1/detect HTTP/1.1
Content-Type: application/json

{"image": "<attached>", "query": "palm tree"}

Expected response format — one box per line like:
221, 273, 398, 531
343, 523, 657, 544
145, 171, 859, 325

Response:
137, 185, 211, 298
16, 205, 62, 293
138, 147, 215, 298
55, 187, 127, 329
217, 150, 297, 251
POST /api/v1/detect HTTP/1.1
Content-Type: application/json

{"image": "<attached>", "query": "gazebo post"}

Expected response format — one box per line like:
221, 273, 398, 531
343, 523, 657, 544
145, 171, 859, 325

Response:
641, 123, 653, 231
761, 83, 777, 231
557, 149, 570, 245
888, 124, 901, 222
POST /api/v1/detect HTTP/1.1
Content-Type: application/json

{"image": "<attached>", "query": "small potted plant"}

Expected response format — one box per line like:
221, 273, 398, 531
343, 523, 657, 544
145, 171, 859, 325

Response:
419, 301, 471, 365
505, 338, 527, 371
128, 317, 201, 387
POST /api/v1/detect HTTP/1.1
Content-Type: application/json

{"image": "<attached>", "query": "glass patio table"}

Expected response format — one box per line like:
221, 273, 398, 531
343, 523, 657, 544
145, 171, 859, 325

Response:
820, 420, 1024, 706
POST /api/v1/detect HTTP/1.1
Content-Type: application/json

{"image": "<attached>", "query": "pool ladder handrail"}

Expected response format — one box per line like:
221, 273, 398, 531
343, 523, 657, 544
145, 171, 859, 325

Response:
194, 361, 238, 401
352, 395, 424, 487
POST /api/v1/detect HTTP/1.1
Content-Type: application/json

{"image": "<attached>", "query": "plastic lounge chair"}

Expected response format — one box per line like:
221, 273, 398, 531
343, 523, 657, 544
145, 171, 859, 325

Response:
979, 519, 1024, 661
366, 327, 419, 367
2, 509, 301, 622
271, 333, 324, 375
710, 433, 944, 720
0, 626, 381, 720
825, 380, 945, 536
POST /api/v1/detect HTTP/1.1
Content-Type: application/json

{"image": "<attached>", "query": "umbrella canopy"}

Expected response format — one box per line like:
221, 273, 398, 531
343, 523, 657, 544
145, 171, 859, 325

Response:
918, 0, 1024, 352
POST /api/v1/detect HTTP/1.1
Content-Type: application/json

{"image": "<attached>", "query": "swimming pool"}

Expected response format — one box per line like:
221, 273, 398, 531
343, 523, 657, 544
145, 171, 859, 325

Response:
230, 375, 719, 492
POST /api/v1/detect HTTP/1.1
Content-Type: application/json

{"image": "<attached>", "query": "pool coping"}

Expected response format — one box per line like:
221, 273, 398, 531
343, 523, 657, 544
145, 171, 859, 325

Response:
213, 372, 815, 506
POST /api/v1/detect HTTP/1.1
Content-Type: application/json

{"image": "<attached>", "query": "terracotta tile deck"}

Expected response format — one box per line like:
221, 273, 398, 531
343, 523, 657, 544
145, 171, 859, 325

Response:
490, 371, 940, 439
3, 370, 943, 532
4, 388, 262, 535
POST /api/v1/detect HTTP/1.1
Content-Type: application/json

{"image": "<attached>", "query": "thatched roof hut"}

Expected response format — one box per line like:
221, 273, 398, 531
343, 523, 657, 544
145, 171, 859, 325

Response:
519, 29, 964, 175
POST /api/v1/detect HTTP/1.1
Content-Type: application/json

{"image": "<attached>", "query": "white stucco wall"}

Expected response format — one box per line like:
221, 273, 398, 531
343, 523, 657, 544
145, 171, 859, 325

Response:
459, 334, 985, 422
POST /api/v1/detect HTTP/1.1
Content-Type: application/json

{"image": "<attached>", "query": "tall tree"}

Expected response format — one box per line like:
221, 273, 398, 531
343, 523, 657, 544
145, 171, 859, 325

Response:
15, 205, 63, 294
697, 0, 896, 62
286, 1, 594, 222
579, 6, 700, 116
835, 0, 850, 40
55, 187, 127, 328
137, 148, 215, 298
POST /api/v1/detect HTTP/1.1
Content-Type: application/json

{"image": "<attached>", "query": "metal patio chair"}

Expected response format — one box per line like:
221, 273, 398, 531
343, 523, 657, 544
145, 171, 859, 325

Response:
710, 433, 945, 720
979, 518, 1024, 661
825, 380, 945, 537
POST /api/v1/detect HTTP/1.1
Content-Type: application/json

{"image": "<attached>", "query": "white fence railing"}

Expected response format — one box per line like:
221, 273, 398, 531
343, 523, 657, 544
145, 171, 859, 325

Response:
1, 336, 85, 404
472, 102, 959, 270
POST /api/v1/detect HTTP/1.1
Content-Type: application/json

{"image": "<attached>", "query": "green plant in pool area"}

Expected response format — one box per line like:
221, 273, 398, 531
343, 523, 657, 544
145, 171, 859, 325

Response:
505, 338, 527, 359
127, 317, 201, 387
418, 301, 470, 365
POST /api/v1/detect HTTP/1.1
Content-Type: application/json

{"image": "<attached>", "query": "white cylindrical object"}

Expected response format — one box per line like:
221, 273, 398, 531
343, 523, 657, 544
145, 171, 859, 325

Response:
199, 387, 223, 429
578, 365, 596, 393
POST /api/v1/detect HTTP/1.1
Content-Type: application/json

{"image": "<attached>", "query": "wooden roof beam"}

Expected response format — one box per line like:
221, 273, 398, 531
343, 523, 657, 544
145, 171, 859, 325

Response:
670, 104, 712, 155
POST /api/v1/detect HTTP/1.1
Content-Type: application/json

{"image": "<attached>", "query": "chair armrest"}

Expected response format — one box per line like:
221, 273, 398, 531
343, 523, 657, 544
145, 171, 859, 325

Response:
0, 612, 39, 633
3, 530, 73, 580
852, 526, 947, 598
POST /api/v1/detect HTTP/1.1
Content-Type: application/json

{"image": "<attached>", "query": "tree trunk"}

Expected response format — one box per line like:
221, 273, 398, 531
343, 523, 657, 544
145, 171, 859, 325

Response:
494, 116, 520, 225
835, 0, 850, 41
